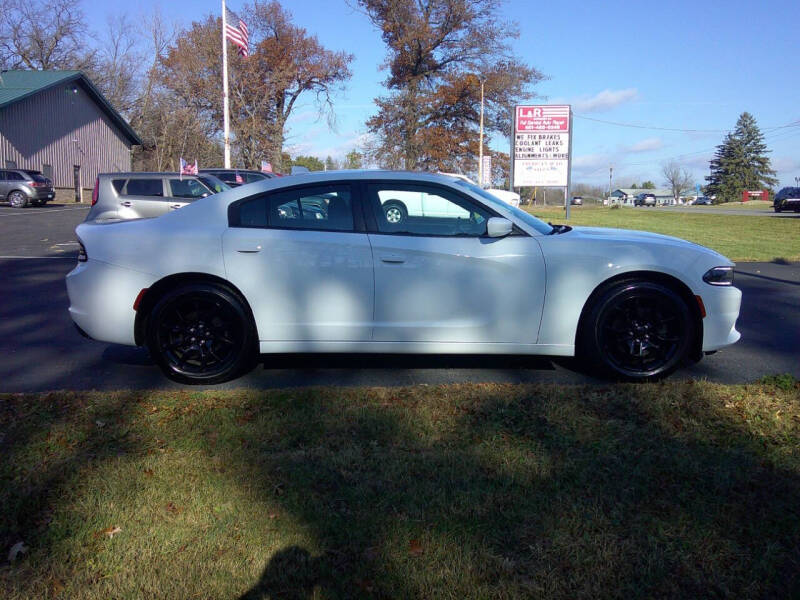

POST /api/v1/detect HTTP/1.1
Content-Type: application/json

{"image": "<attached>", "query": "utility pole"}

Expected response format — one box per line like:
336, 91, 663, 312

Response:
608, 165, 613, 203
478, 79, 485, 186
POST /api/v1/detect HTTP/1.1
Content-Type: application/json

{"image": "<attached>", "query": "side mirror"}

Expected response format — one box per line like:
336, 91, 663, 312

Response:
487, 217, 513, 238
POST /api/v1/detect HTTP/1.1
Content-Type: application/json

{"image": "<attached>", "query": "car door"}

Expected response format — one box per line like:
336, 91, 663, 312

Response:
222, 182, 374, 343
119, 177, 169, 218
364, 181, 546, 344
0, 171, 8, 199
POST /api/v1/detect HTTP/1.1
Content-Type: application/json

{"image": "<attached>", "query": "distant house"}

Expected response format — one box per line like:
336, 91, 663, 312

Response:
609, 188, 677, 205
0, 70, 141, 196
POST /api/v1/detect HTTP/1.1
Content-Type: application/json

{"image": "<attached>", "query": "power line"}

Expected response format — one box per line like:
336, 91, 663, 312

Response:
573, 114, 800, 134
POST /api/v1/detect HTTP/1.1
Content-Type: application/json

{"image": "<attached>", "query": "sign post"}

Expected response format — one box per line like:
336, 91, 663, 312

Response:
480, 155, 492, 187
512, 104, 573, 218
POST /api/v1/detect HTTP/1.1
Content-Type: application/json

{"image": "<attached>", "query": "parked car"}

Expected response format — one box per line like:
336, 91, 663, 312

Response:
773, 187, 800, 212
634, 193, 657, 207
85, 172, 223, 222
199, 168, 275, 187
0, 169, 55, 207
67, 171, 741, 385
693, 196, 712, 205
570, 196, 583, 206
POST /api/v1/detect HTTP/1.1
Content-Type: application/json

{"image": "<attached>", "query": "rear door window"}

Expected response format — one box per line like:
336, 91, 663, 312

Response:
123, 178, 164, 196
231, 184, 355, 231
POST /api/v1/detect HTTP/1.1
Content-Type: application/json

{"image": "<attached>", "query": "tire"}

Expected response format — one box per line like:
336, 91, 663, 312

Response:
774, 207, 781, 213
146, 283, 257, 384
8, 191, 28, 208
382, 201, 407, 225
579, 280, 694, 381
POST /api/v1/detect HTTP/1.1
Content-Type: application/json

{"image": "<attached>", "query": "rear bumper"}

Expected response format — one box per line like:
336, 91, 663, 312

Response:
700, 285, 742, 351
66, 259, 154, 346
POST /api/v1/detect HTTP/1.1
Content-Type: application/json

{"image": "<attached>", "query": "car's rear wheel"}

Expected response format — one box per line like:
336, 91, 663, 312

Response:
8, 191, 28, 208
146, 283, 257, 384
580, 280, 693, 381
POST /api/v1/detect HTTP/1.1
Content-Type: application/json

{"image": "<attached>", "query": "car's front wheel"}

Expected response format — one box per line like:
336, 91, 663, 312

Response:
580, 280, 694, 380
146, 283, 257, 384
8, 191, 28, 208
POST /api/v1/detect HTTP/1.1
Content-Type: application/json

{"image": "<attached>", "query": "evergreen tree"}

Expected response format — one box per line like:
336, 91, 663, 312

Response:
705, 112, 777, 202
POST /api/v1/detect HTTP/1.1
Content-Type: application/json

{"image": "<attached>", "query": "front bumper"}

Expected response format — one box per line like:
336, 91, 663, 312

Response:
699, 284, 742, 351
66, 259, 154, 346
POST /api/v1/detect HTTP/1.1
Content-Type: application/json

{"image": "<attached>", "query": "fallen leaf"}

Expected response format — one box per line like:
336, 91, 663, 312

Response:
8, 541, 28, 562
166, 502, 182, 515
143, 468, 154, 477
50, 578, 65, 594
95, 420, 106, 428
408, 539, 423, 556
103, 526, 121, 539
268, 513, 278, 520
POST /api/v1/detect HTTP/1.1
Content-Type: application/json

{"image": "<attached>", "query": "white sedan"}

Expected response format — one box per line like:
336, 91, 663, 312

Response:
66, 171, 741, 384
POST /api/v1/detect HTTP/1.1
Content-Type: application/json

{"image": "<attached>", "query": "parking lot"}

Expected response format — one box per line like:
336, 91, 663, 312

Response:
0, 202, 798, 392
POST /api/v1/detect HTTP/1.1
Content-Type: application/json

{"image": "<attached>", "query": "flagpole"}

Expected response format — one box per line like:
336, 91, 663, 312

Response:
221, 0, 231, 168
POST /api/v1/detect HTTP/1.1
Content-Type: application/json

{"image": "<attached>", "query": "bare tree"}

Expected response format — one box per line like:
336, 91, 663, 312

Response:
0, 0, 95, 70
89, 14, 142, 116
662, 161, 694, 204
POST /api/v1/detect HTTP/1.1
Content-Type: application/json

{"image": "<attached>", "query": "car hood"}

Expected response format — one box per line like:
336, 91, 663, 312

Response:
566, 226, 733, 265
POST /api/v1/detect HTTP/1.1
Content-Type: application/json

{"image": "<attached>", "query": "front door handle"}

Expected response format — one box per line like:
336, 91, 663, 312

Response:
237, 244, 262, 254
170, 204, 183, 210
379, 253, 405, 264
119, 201, 132, 207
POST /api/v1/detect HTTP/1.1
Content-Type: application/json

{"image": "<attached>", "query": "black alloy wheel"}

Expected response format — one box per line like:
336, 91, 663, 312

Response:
583, 281, 693, 380
146, 283, 256, 384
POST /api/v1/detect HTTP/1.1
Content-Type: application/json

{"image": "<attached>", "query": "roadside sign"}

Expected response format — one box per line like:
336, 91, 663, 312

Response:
512, 105, 571, 188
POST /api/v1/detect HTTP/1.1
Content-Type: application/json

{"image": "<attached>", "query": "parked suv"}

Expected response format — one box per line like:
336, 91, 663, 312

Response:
773, 187, 800, 213
199, 168, 275, 187
85, 172, 226, 222
634, 193, 656, 207
0, 169, 55, 208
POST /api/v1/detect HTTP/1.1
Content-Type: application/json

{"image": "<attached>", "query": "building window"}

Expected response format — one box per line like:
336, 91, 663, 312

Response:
5, 160, 17, 169
42, 164, 53, 180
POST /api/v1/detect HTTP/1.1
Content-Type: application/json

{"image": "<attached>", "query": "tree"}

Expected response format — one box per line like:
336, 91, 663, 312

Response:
0, 0, 95, 70
159, 1, 352, 171
631, 183, 638, 189
289, 155, 325, 171
324, 155, 337, 171
705, 112, 777, 203
641, 180, 656, 189
343, 149, 364, 169
662, 161, 694, 204
358, 0, 544, 173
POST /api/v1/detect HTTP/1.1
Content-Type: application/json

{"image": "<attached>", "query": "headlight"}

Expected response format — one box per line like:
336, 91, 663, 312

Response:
703, 266, 733, 286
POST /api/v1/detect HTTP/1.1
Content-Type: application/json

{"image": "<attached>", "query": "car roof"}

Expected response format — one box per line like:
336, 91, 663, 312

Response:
99, 172, 202, 178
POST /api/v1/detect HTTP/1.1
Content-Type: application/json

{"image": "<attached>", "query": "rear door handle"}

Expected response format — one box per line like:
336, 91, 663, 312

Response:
119, 201, 132, 207
379, 253, 405, 264
237, 244, 262, 254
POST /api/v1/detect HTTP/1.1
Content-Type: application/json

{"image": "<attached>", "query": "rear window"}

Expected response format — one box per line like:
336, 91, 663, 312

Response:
245, 172, 267, 183
22, 171, 49, 183
122, 178, 164, 196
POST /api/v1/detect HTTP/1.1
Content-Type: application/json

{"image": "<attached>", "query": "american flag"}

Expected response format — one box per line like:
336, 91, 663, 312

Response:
180, 157, 198, 175
225, 7, 249, 57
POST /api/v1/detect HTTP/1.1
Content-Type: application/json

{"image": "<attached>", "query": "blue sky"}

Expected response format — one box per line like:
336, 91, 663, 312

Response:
85, 0, 799, 187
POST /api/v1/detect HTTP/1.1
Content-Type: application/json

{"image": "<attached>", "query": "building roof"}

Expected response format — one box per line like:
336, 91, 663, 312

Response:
0, 70, 141, 145
612, 188, 674, 197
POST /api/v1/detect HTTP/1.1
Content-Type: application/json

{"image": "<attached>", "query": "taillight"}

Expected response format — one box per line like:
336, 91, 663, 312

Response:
91, 177, 99, 206
28, 181, 48, 187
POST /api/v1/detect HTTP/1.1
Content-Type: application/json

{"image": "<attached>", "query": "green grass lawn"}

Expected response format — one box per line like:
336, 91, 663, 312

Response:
525, 205, 799, 262
2, 380, 799, 598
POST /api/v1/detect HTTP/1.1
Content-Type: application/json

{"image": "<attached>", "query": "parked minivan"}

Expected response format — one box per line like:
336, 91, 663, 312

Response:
85, 172, 228, 221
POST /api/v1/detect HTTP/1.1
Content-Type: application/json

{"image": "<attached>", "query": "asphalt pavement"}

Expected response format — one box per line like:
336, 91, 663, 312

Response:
0, 202, 797, 392
655, 205, 800, 217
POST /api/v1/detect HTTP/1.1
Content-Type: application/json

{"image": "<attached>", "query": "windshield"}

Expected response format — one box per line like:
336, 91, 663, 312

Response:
197, 175, 232, 193
452, 179, 554, 235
